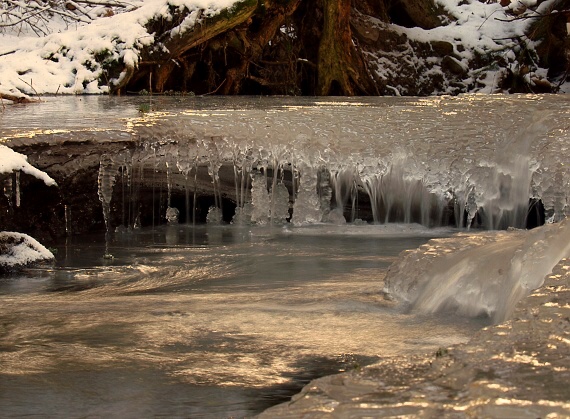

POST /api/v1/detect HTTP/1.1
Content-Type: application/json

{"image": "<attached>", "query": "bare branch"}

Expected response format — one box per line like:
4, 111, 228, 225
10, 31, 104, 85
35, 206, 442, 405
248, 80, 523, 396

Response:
495, 9, 570, 22
0, 5, 51, 28
0, 92, 35, 103
72, 0, 138, 9
0, 0, 139, 36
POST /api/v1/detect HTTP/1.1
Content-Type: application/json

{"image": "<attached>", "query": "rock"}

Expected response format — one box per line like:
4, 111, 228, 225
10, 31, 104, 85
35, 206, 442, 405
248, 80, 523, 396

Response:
0, 231, 54, 271
430, 40, 454, 57
441, 55, 468, 75
351, 16, 381, 44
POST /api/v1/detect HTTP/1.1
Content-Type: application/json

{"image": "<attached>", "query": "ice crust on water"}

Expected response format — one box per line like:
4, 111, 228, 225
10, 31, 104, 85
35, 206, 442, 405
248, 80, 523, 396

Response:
384, 218, 570, 323
97, 96, 570, 229
260, 257, 570, 417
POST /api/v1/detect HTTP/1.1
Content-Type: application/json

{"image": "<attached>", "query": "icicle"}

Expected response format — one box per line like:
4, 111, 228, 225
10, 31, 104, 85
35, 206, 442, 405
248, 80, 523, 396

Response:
64, 204, 71, 235
269, 157, 280, 225
231, 144, 254, 223
361, 176, 380, 223
14, 171, 20, 208
152, 149, 157, 229
204, 138, 223, 218
318, 169, 332, 221
271, 182, 290, 224
98, 155, 120, 233
350, 180, 358, 222
193, 162, 198, 226
331, 169, 356, 216
98, 156, 119, 258
120, 166, 126, 228
250, 171, 271, 225
165, 161, 173, 208
292, 164, 322, 225
3, 176, 12, 208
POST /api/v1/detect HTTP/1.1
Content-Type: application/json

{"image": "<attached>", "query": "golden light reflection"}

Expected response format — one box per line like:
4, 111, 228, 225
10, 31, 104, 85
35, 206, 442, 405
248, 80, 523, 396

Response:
124, 111, 177, 130
486, 383, 513, 392
549, 334, 570, 346
0, 127, 114, 142
495, 398, 532, 406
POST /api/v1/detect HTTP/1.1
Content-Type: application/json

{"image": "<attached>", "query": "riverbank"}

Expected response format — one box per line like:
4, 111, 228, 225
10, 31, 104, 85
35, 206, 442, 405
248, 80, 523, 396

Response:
258, 256, 570, 417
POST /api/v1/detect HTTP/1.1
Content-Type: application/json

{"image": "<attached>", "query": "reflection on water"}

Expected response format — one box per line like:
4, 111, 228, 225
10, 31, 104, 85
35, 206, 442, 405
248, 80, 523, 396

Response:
0, 225, 486, 417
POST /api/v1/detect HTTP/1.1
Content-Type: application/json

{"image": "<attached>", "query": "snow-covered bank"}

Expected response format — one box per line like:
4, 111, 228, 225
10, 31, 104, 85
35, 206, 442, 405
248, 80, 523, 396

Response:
0, 0, 241, 100
258, 226, 570, 417
356, 0, 566, 95
0, 132, 56, 268
0, 0, 567, 98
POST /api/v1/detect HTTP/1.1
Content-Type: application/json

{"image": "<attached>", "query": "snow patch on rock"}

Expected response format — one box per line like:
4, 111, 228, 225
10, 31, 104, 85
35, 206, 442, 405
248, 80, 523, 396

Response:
0, 232, 54, 269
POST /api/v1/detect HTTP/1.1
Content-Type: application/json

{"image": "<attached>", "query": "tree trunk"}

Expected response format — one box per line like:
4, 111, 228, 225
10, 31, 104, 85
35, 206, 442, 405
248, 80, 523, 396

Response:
317, 0, 376, 95
112, 0, 258, 94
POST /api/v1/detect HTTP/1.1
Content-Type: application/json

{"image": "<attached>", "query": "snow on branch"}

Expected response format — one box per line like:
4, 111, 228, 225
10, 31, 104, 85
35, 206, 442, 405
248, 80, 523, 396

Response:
0, 144, 56, 187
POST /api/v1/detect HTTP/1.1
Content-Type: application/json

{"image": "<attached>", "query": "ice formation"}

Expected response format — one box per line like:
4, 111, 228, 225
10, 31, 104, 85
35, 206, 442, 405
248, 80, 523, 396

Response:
384, 218, 570, 322
96, 96, 570, 230
0, 145, 56, 269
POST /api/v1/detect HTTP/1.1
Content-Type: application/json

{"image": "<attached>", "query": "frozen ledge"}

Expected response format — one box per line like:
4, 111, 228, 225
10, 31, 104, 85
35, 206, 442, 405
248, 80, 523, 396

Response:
258, 257, 570, 417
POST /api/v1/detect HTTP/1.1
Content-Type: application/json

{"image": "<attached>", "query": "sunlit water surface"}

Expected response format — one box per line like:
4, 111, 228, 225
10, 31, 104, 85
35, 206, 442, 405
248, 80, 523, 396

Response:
0, 224, 486, 417
4, 94, 565, 417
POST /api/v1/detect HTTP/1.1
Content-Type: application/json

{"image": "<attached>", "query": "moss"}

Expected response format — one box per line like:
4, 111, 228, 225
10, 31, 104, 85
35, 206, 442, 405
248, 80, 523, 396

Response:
206, 0, 258, 25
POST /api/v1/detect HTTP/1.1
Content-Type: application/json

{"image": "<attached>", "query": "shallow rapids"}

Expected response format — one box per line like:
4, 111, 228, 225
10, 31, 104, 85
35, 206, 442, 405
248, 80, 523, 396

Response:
0, 224, 485, 417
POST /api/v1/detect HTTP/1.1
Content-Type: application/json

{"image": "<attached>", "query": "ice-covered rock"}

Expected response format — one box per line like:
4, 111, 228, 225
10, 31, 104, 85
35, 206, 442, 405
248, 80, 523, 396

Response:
258, 256, 570, 418
384, 218, 570, 323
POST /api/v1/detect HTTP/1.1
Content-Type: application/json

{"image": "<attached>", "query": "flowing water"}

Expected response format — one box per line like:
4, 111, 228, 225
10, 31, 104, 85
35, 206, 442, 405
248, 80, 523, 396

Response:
0, 224, 484, 417
1, 95, 569, 417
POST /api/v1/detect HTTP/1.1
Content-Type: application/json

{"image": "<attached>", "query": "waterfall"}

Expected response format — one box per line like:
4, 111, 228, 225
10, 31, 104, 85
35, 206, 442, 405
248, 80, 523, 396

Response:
92, 100, 568, 232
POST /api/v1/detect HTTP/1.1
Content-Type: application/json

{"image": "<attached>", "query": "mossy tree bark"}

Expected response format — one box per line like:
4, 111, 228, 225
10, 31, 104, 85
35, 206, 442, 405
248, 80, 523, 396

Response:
110, 0, 445, 96
111, 0, 259, 94
317, 0, 376, 95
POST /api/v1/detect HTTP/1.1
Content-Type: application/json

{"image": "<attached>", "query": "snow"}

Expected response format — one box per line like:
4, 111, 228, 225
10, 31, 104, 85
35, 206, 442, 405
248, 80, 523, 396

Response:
0, 144, 56, 186
0, 0, 565, 98
0, 231, 54, 268
0, 0, 242, 98
363, 0, 563, 94
0, 145, 56, 269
